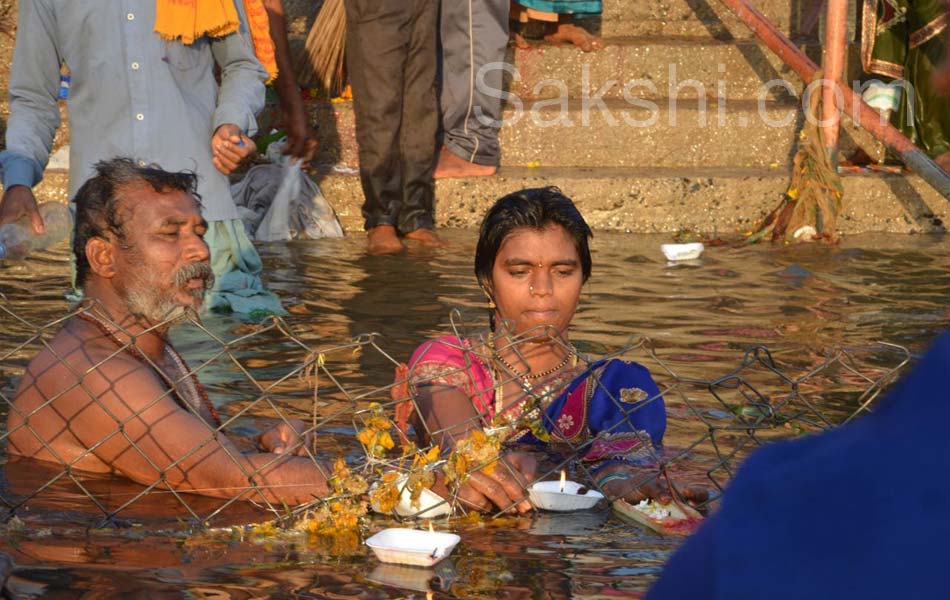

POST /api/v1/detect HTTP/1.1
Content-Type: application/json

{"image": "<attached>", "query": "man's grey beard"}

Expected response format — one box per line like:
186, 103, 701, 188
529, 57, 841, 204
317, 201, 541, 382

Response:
124, 262, 215, 328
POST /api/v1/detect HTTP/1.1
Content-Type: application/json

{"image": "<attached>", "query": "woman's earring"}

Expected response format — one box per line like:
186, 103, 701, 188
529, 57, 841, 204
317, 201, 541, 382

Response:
487, 297, 496, 310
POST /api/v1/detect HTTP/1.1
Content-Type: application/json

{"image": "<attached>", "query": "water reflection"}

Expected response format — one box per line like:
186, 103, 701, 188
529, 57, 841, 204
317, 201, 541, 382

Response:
1, 232, 949, 596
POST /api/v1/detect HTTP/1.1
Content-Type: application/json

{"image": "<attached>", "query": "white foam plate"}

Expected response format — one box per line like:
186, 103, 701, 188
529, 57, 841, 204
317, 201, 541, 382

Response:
370, 474, 452, 519
528, 480, 604, 512
365, 528, 461, 567
661, 242, 705, 261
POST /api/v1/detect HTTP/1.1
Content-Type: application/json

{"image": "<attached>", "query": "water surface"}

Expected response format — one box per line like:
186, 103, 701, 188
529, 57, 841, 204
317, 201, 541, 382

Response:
0, 231, 948, 598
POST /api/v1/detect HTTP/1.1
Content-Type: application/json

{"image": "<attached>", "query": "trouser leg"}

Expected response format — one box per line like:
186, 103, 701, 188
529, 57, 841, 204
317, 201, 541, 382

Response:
439, 0, 509, 166
345, 1, 411, 230
398, 0, 439, 233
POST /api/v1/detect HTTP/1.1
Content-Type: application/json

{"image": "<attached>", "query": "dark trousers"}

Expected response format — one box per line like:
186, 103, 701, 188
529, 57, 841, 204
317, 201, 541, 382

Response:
345, 0, 439, 233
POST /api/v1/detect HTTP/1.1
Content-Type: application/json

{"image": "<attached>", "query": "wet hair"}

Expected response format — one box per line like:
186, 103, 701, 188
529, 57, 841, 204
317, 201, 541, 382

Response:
474, 186, 593, 292
72, 157, 201, 288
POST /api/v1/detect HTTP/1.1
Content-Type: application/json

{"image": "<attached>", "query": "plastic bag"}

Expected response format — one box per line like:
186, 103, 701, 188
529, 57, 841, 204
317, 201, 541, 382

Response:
230, 158, 344, 242
256, 159, 300, 242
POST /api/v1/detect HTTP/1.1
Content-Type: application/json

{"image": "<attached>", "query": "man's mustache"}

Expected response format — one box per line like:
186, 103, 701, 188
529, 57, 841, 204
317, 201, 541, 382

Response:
173, 261, 215, 291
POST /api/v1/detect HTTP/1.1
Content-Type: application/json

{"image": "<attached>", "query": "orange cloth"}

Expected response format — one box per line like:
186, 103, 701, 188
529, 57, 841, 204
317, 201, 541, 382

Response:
242, 0, 278, 83
154, 0, 278, 82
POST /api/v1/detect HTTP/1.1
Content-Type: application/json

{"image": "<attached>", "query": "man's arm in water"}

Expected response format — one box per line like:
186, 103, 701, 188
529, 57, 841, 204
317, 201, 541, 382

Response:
68, 353, 329, 505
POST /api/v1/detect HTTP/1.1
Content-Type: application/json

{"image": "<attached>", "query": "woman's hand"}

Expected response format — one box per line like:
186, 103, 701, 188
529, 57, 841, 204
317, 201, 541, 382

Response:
437, 451, 537, 514
597, 465, 708, 506
257, 418, 314, 456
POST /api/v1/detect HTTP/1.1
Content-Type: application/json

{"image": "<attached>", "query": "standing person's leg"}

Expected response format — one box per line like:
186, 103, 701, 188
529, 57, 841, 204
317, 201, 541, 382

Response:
345, 1, 411, 253
436, 0, 509, 178
399, 0, 443, 245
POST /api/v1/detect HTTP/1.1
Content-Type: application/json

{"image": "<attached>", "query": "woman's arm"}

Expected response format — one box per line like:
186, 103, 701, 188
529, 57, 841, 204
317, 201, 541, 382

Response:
413, 383, 535, 513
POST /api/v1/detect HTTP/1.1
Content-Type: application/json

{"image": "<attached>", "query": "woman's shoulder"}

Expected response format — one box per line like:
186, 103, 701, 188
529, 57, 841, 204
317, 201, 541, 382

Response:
591, 357, 653, 376
590, 357, 659, 389
409, 334, 490, 367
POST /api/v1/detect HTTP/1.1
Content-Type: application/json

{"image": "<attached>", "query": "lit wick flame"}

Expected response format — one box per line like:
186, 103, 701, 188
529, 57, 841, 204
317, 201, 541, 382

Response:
559, 469, 566, 493
428, 521, 434, 533
427, 592, 433, 600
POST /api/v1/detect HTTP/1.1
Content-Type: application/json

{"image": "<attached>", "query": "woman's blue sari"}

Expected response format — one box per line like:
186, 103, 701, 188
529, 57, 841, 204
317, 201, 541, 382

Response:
407, 336, 667, 464
517, 358, 667, 461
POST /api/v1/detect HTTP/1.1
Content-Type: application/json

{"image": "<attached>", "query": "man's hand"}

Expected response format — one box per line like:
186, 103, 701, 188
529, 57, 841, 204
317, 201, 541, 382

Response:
282, 105, 318, 163
257, 418, 314, 456
0, 186, 44, 234
211, 124, 254, 174
445, 451, 537, 514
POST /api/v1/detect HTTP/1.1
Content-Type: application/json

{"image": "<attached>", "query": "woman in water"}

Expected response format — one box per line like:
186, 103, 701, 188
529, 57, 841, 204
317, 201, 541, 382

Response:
401, 187, 702, 513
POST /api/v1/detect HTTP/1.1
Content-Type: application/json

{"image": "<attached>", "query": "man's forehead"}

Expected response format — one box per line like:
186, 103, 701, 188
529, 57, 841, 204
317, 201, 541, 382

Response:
119, 184, 202, 223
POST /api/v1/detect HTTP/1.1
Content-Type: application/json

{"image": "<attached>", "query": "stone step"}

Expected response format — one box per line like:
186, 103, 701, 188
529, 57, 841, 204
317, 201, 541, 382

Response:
28, 167, 946, 235
504, 38, 862, 102
281, 0, 805, 41
587, 0, 801, 38
307, 99, 864, 169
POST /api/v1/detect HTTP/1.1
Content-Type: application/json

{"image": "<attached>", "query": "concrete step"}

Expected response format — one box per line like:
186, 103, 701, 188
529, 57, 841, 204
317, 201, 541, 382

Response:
29, 167, 947, 235
504, 38, 862, 102
307, 99, 863, 169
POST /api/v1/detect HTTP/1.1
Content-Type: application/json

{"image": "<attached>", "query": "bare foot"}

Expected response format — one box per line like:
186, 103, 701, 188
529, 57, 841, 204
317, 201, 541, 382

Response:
544, 20, 603, 52
404, 228, 448, 247
366, 225, 405, 254
434, 147, 497, 179
936, 151, 950, 173
511, 31, 532, 50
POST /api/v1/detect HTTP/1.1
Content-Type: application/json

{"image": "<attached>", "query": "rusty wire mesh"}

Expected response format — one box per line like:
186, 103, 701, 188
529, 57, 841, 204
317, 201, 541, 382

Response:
0, 297, 909, 531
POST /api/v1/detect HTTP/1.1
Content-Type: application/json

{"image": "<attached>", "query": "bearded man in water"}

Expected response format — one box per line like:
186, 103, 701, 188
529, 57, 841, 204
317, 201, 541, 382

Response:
6, 158, 328, 506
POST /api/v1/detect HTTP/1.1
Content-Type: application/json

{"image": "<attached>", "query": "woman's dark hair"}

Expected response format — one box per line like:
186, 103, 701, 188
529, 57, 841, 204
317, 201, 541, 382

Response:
474, 186, 593, 293
72, 157, 201, 288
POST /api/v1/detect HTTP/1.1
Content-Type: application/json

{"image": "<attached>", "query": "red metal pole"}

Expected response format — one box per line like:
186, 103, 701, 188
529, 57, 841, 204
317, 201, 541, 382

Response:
716, 0, 950, 198
820, 0, 849, 161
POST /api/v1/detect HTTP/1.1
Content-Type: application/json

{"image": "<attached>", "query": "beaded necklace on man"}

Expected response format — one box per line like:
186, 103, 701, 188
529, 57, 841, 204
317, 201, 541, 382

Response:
76, 310, 222, 427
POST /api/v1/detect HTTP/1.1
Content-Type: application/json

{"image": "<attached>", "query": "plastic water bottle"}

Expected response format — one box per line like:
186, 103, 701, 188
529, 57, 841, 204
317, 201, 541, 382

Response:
0, 202, 73, 260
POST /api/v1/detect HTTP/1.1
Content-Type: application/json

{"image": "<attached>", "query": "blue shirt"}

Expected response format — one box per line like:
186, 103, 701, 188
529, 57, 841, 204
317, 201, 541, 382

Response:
0, 0, 267, 222
648, 332, 950, 600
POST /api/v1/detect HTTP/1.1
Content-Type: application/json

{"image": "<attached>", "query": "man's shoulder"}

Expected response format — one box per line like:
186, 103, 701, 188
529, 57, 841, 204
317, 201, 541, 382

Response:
25, 319, 152, 389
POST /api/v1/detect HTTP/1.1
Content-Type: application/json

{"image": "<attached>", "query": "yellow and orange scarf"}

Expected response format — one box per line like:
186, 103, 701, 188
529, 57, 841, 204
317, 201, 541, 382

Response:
154, 0, 277, 82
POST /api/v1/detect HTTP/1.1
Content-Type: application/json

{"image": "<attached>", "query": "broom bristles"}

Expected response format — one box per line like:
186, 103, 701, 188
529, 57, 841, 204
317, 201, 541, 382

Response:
296, 0, 347, 95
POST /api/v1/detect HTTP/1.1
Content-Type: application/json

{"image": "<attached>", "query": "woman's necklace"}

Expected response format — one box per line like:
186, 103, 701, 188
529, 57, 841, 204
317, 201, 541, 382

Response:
76, 311, 222, 428
494, 347, 575, 382
487, 332, 576, 423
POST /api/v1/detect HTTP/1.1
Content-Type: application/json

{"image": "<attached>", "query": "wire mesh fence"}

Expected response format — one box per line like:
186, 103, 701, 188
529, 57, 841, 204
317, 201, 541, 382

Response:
0, 297, 909, 533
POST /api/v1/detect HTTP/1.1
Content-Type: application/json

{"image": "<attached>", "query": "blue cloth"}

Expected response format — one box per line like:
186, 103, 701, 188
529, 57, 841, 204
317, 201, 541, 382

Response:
0, 0, 266, 222
648, 332, 950, 600
517, 0, 602, 16
538, 358, 666, 446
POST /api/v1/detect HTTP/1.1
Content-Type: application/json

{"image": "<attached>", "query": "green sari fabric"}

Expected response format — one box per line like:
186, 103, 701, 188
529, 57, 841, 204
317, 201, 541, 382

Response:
862, 0, 950, 158
204, 219, 286, 318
